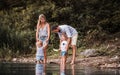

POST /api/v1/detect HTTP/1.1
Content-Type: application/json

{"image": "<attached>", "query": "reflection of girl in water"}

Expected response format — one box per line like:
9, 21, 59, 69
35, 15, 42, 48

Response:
35, 63, 46, 75
60, 60, 66, 75
60, 71, 65, 75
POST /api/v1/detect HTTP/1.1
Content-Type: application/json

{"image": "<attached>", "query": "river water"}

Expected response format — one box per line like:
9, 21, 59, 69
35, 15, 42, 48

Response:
0, 62, 120, 75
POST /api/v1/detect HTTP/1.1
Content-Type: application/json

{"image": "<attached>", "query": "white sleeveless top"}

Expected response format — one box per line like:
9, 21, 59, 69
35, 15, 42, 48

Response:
38, 24, 48, 39
60, 41, 68, 51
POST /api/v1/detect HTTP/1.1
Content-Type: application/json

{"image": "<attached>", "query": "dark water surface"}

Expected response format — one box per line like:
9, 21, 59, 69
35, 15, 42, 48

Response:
0, 62, 120, 75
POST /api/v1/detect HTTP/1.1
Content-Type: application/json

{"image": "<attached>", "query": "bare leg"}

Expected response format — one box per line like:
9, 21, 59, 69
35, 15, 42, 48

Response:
44, 45, 48, 64
60, 56, 66, 70
44, 49, 47, 64
63, 56, 66, 70
43, 63, 46, 75
70, 45, 76, 64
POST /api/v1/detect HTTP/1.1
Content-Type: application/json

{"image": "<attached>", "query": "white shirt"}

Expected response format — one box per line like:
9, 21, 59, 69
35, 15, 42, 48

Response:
60, 41, 68, 51
58, 25, 78, 39
36, 47, 44, 56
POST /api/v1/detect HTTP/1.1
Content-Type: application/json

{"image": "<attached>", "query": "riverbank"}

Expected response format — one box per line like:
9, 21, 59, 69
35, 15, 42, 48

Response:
48, 56, 120, 69
0, 55, 120, 69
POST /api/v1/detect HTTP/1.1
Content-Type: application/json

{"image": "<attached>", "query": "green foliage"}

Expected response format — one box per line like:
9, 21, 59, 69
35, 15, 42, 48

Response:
0, 0, 120, 57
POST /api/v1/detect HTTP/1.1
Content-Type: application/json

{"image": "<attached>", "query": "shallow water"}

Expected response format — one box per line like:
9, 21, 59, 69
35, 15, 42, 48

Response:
0, 62, 120, 75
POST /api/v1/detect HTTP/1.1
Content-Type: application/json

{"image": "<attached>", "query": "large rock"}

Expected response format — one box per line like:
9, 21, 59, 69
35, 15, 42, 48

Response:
109, 56, 120, 63
80, 49, 98, 57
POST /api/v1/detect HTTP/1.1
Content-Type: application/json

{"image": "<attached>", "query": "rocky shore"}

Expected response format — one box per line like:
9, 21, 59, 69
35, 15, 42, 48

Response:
75, 56, 120, 69
0, 56, 120, 69
49, 56, 120, 69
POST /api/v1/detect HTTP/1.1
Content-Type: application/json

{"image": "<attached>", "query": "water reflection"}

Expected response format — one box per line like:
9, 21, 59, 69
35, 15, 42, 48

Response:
0, 63, 120, 75
60, 63, 66, 75
60, 63, 76, 75
35, 63, 46, 75
71, 65, 75, 75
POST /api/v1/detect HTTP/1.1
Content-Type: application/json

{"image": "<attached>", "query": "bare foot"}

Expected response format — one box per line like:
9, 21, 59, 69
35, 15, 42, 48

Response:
39, 60, 43, 64
70, 61, 74, 65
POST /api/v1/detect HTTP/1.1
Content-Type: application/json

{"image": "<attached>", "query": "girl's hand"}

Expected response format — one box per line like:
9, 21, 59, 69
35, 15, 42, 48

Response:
36, 38, 39, 42
58, 48, 61, 51
46, 39, 49, 43
58, 48, 61, 53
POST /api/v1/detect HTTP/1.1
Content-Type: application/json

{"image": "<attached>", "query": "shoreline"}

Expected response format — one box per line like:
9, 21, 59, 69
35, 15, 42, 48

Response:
0, 56, 120, 69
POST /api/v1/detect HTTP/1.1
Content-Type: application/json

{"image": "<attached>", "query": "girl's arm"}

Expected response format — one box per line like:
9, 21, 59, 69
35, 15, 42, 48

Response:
36, 20, 39, 42
66, 42, 69, 51
59, 39, 62, 51
46, 23, 50, 41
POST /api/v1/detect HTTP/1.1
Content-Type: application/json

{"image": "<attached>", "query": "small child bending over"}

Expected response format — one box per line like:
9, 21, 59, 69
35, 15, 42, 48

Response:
36, 41, 46, 64
60, 33, 68, 69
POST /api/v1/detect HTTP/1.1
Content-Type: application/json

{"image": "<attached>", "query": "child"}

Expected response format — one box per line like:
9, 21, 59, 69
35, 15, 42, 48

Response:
60, 33, 68, 68
36, 41, 46, 64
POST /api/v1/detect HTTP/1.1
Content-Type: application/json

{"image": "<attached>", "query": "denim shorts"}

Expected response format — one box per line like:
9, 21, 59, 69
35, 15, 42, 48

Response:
39, 36, 48, 45
36, 55, 44, 61
61, 51, 67, 56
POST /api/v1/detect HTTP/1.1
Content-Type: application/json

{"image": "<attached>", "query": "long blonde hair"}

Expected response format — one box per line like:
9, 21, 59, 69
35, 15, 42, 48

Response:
38, 14, 46, 26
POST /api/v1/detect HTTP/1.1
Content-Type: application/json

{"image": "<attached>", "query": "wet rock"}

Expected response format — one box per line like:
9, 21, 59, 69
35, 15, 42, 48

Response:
12, 58, 17, 62
107, 63, 118, 68
100, 63, 120, 69
118, 64, 120, 68
109, 56, 120, 63
80, 49, 98, 57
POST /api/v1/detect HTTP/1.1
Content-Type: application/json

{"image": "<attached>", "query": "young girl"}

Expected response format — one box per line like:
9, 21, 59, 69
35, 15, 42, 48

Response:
60, 33, 68, 68
36, 41, 46, 64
